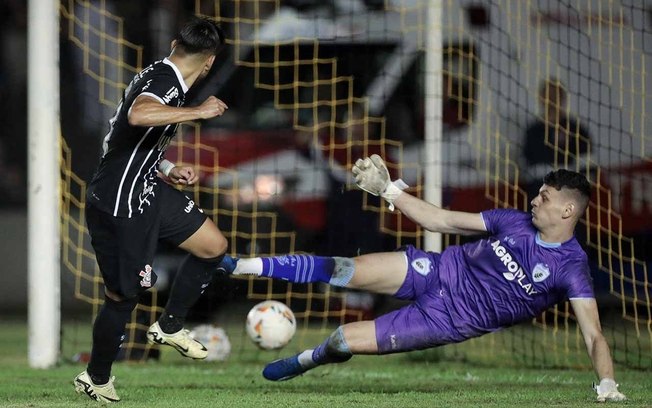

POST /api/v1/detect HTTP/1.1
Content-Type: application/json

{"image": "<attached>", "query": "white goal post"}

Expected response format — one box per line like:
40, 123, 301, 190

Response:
423, 0, 443, 252
28, 0, 61, 368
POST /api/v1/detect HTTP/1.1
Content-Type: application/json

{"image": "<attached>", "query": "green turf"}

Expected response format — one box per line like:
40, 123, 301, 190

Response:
1, 319, 650, 407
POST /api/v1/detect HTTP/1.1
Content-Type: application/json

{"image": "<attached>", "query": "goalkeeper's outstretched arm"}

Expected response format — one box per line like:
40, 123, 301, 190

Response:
570, 298, 627, 402
352, 154, 486, 235
392, 193, 486, 235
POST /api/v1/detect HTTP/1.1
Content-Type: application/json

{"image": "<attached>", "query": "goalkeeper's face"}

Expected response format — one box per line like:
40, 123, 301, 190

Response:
530, 184, 567, 230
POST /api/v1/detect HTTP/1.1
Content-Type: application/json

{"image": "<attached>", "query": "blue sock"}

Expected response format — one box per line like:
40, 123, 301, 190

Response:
311, 341, 331, 365
311, 327, 352, 365
261, 255, 335, 284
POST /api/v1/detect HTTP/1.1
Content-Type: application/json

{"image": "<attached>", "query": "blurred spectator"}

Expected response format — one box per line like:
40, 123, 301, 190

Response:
522, 78, 592, 199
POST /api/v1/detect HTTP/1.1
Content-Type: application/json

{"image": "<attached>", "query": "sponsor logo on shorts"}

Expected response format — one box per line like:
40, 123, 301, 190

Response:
411, 257, 432, 276
182, 196, 204, 214
390, 334, 398, 350
184, 200, 195, 213
139, 264, 153, 287
532, 263, 551, 282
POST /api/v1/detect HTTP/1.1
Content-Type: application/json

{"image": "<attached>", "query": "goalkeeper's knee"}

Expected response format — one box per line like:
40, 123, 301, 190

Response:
329, 257, 355, 287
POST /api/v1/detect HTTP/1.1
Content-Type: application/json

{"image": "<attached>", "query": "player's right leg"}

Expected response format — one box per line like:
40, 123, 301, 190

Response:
73, 289, 136, 403
74, 205, 140, 402
229, 251, 409, 295
73, 370, 121, 403
75, 203, 161, 402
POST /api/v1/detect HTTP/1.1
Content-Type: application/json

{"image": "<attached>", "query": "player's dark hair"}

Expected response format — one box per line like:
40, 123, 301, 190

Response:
543, 169, 591, 212
174, 17, 225, 55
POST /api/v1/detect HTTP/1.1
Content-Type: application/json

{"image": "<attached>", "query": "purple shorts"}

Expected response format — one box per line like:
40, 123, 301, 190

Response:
374, 245, 465, 354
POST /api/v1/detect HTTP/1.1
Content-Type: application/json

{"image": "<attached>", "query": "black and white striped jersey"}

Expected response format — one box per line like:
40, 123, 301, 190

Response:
86, 58, 188, 218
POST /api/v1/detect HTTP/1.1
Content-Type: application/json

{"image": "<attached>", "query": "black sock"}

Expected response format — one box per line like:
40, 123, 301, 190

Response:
160, 254, 223, 333
158, 313, 184, 334
87, 296, 138, 384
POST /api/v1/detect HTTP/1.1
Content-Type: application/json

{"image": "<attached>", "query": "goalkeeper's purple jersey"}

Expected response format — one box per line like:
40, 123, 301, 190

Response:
438, 208, 594, 339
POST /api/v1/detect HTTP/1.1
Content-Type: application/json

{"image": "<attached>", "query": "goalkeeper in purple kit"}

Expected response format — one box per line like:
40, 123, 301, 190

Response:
223, 154, 625, 402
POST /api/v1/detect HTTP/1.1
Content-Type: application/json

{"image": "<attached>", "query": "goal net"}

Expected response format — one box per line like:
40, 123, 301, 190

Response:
59, 0, 651, 368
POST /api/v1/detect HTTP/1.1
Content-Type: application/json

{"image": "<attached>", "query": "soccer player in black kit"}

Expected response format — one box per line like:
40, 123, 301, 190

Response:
74, 18, 229, 403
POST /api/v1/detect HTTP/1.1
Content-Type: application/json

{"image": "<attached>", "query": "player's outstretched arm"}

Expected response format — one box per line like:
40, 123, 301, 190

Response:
128, 95, 227, 127
352, 155, 486, 235
570, 298, 626, 402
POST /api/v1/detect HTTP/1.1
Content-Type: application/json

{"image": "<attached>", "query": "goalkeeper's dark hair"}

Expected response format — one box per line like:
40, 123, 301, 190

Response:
174, 17, 225, 55
543, 169, 591, 213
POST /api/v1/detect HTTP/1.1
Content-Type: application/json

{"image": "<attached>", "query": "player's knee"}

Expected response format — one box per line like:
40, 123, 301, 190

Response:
212, 233, 228, 255
325, 327, 353, 363
182, 254, 226, 285
330, 257, 355, 287
191, 253, 224, 268
103, 292, 139, 312
104, 288, 124, 302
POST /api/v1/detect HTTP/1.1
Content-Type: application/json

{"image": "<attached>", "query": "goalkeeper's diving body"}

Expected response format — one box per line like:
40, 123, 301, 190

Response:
222, 155, 626, 402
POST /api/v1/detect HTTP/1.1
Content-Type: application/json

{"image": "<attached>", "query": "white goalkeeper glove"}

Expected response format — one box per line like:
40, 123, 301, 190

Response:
594, 378, 626, 402
352, 154, 408, 211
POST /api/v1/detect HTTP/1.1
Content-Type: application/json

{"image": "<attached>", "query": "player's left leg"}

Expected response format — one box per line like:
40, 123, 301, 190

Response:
147, 185, 227, 359
263, 292, 461, 381
262, 320, 376, 381
163, 217, 228, 327
229, 251, 408, 295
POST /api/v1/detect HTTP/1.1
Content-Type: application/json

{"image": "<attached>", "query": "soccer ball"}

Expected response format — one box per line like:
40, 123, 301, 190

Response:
246, 300, 296, 350
189, 324, 231, 361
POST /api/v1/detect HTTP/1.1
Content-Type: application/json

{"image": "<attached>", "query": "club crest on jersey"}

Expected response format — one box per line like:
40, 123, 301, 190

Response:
139, 265, 153, 288
532, 263, 551, 282
411, 257, 432, 276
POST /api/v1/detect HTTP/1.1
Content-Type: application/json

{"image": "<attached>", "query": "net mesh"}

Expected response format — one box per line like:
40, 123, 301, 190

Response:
59, 0, 651, 368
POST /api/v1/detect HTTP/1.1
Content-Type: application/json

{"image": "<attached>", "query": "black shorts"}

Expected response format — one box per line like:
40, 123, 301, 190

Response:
86, 182, 208, 298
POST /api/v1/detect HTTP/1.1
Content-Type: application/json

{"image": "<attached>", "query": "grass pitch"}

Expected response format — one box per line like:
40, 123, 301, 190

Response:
1, 319, 650, 407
